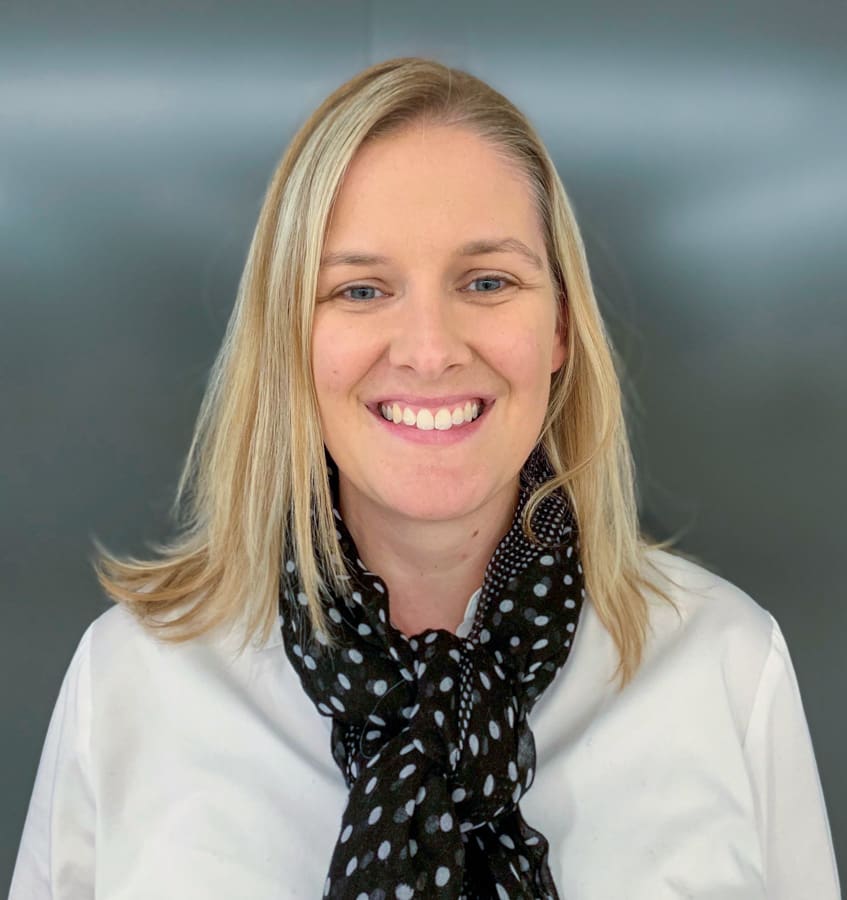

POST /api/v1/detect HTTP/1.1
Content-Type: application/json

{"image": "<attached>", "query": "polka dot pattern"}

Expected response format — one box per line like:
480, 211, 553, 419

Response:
282, 446, 584, 899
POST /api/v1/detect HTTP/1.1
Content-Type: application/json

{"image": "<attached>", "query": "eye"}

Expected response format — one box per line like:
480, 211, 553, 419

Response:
465, 274, 515, 294
337, 284, 387, 302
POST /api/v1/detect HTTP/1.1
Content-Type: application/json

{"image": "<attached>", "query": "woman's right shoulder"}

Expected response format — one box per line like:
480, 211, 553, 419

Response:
78, 599, 288, 712
86, 601, 146, 645
81, 602, 168, 676
76, 601, 263, 700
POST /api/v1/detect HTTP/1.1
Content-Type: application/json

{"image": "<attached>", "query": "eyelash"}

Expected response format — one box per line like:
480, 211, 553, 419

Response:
335, 274, 515, 303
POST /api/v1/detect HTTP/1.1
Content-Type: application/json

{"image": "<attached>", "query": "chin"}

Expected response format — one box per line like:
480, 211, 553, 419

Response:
371, 476, 500, 524
387, 499, 477, 523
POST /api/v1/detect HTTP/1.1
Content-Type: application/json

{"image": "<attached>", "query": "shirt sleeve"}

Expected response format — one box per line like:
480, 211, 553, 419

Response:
9, 624, 96, 900
743, 614, 841, 899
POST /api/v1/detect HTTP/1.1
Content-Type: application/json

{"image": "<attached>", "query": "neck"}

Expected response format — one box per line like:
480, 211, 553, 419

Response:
338, 479, 520, 637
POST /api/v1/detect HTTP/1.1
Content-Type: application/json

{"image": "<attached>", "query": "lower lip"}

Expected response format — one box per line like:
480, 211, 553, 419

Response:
369, 404, 491, 445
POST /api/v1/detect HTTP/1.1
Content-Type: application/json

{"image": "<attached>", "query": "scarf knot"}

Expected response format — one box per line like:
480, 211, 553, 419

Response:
281, 448, 584, 899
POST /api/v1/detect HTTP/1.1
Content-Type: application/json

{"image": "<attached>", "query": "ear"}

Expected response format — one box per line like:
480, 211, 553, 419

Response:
550, 294, 568, 374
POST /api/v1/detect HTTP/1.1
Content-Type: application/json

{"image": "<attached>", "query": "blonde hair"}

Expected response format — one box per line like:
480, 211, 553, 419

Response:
94, 56, 674, 686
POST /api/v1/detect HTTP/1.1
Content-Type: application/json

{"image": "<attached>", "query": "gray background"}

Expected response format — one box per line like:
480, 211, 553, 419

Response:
2, 0, 844, 890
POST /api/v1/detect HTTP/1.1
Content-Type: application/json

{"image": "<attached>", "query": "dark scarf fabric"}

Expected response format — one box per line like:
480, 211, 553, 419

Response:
280, 447, 585, 899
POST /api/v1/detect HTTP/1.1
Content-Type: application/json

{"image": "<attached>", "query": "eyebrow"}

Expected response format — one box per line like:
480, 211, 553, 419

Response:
319, 237, 544, 271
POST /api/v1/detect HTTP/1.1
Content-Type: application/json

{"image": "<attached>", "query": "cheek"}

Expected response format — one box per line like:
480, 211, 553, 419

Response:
496, 330, 557, 394
312, 314, 387, 415
311, 316, 356, 396
482, 299, 560, 388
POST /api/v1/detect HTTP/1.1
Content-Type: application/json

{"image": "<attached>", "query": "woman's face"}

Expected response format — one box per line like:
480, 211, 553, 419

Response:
312, 123, 565, 526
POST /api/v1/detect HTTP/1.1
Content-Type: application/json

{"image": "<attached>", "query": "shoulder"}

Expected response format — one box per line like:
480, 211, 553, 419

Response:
85, 600, 281, 659
84, 602, 169, 680
81, 601, 281, 705
77, 603, 296, 770
86, 600, 147, 649
640, 547, 775, 647
634, 548, 780, 737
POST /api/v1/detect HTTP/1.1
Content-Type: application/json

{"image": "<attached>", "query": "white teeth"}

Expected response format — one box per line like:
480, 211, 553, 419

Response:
434, 409, 452, 430
416, 409, 434, 430
378, 401, 484, 431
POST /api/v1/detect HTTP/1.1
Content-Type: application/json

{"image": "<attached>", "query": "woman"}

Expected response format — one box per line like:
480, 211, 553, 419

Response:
10, 57, 839, 899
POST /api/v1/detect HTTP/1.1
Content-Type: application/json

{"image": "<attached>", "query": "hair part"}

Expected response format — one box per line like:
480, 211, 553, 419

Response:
94, 56, 675, 687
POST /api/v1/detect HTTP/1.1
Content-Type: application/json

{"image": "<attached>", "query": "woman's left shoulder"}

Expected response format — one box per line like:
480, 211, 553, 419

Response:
635, 548, 784, 723
640, 546, 776, 645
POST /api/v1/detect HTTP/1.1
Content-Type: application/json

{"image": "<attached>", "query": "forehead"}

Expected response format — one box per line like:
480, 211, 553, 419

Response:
323, 124, 543, 254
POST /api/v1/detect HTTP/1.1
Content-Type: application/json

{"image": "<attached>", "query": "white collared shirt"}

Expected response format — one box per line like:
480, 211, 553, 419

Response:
10, 550, 841, 898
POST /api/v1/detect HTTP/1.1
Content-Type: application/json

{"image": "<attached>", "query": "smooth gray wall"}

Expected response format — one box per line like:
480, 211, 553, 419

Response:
3, 0, 844, 890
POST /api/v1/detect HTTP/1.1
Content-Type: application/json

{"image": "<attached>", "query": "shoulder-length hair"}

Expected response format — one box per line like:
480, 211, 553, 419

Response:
94, 56, 673, 686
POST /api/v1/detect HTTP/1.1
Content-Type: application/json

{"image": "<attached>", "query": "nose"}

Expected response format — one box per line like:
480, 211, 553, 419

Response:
388, 292, 473, 378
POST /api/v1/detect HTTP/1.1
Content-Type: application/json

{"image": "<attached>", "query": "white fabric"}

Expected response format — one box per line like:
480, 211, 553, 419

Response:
10, 549, 840, 899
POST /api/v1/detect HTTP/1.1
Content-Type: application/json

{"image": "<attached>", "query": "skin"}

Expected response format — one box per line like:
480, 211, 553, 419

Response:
312, 123, 566, 636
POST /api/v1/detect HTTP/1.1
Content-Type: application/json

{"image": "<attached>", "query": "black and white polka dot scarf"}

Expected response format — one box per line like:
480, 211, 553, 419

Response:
280, 447, 585, 899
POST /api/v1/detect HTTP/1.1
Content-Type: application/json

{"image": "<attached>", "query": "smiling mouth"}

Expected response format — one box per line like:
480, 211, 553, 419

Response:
377, 399, 486, 431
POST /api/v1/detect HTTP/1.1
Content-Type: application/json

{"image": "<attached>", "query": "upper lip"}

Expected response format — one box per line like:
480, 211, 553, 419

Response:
369, 394, 492, 407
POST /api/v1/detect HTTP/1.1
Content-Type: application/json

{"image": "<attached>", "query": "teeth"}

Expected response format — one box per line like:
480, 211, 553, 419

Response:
378, 401, 484, 431
434, 409, 452, 430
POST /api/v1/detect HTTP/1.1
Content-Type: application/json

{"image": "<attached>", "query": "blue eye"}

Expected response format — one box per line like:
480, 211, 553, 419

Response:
335, 275, 512, 302
340, 285, 385, 302
467, 275, 511, 292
